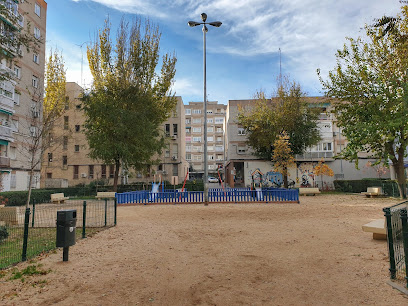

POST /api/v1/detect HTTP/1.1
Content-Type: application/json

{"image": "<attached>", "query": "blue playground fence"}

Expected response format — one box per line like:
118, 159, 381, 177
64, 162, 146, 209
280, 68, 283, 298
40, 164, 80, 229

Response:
116, 188, 299, 204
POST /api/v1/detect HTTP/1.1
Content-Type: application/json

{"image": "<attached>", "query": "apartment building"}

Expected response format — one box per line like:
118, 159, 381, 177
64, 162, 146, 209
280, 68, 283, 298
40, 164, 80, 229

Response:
0, 0, 47, 191
184, 101, 227, 180
225, 98, 389, 189
41, 83, 188, 187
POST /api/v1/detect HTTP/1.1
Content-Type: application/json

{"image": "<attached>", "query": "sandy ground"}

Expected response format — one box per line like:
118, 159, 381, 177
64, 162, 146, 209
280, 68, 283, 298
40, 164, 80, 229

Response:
1, 194, 408, 305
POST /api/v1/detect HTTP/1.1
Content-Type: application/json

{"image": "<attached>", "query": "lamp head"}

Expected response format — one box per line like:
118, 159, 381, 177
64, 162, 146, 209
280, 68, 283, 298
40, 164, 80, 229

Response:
208, 21, 222, 27
201, 13, 207, 22
188, 21, 200, 27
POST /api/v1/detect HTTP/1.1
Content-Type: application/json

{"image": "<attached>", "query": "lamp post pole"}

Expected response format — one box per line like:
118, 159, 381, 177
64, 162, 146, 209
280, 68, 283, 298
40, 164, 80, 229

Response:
188, 13, 222, 206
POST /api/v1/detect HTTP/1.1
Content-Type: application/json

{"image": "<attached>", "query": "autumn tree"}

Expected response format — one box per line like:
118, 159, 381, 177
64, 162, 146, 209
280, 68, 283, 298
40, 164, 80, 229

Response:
238, 78, 321, 160
313, 159, 334, 190
82, 18, 177, 191
271, 132, 295, 188
22, 51, 66, 207
318, 5, 408, 198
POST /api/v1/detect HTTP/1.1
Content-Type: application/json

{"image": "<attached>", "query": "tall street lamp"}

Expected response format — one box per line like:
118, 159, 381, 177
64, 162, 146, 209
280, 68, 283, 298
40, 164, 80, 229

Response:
188, 13, 222, 206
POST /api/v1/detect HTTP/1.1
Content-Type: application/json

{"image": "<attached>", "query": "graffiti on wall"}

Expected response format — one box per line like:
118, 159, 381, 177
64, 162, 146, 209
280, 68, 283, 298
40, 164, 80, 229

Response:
298, 163, 314, 187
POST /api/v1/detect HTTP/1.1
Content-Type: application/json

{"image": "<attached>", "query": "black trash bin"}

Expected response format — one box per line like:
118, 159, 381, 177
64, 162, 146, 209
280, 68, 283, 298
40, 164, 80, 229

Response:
56, 210, 77, 261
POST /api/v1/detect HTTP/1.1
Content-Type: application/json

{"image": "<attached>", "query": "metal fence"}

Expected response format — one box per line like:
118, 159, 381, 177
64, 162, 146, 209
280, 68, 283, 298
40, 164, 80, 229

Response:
383, 201, 408, 288
0, 199, 116, 269
116, 188, 299, 204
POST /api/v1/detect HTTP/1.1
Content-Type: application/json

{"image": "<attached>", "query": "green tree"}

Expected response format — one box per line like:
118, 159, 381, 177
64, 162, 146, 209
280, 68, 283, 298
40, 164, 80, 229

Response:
271, 132, 295, 188
318, 5, 408, 198
83, 18, 177, 191
237, 79, 321, 161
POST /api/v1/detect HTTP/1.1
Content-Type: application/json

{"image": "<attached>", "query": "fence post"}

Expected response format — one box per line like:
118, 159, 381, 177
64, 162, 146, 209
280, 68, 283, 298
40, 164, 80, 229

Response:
82, 201, 87, 239
114, 198, 117, 226
104, 198, 107, 227
31, 200, 35, 228
383, 207, 396, 279
400, 208, 408, 288
21, 207, 30, 262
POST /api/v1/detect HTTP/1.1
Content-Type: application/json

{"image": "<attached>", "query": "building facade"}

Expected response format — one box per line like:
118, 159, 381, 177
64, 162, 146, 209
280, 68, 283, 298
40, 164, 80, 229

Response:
41, 83, 189, 187
0, 0, 47, 191
224, 98, 389, 189
184, 101, 227, 180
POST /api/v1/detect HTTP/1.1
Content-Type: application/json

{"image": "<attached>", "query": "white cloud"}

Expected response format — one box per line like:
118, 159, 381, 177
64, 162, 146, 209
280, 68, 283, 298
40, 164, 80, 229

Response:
172, 78, 201, 97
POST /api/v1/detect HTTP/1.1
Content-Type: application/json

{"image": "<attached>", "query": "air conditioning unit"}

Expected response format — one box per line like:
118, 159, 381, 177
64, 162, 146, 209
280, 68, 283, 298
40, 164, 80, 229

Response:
32, 111, 39, 118
18, 49, 23, 56
81, 173, 87, 178
162, 170, 167, 175
172, 135, 177, 140
172, 156, 177, 161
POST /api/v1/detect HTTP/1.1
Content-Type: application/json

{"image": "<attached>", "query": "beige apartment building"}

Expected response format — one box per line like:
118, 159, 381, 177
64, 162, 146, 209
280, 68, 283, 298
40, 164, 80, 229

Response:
41, 82, 188, 188
225, 98, 389, 189
184, 101, 227, 180
0, 0, 47, 191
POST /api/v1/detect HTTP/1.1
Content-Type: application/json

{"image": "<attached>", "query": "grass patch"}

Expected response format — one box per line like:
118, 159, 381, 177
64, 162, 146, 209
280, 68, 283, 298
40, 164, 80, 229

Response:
9, 264, 51, 282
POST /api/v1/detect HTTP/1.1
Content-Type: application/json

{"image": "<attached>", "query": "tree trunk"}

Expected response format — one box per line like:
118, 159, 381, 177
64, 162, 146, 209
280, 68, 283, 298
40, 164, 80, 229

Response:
283, 169, 288, 188
113, 159, 120, 192
394, 157, 407, 199
26, 169, 34, 208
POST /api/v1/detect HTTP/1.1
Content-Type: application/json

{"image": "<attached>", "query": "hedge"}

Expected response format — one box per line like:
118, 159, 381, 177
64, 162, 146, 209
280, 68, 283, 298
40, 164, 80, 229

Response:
333, 179, 401, 197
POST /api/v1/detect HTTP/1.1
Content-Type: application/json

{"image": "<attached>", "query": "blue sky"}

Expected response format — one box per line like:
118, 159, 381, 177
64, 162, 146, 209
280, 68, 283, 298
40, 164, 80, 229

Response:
47, 0, 402, 105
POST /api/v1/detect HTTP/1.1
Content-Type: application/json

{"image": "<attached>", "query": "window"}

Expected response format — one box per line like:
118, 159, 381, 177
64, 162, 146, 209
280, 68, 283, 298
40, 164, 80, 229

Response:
74, 165, 79, 179
185, 136, 191, 142
158, 164, 163, 171
14, 66, 21, 79
185, 119, 190, 124
193, 145, 202, 152
165, 124, 170, 136
173, 164, 178, 176
47, 173, 52, 179
14, 92, 20, 105
215, 117, 224, 123
89, 165, 94, 179
238, 146, 246, 154
76, 104, 81, 109
193, 137, 201, 142
11, 119, 18, 132
34, 27, 40, 39
208, 155, 214, 160
9, 146, 16, 159
173, 124, 178, 136
62, 155, 67, 168
208, 145, 214, 151
33, 53, 39, 64
75, 125, 80, 132
192, 118, 201, 124
32, 76, 38, 88
186, 153, 191, 160
194, 155, 202, 161
60, 96, 68, 110
109, 165, 114, 178
207, 118, 213, 123
101, 165, 106, 178
238, 128, 246, 135
216, 145, 223, 152
35, 3, 41, 16
217, 127, 222, 133
185, 109, 191, 115
172, 144, 178, 159
63, 136, 68, 150
217, 136, 222, 142
74, 145, 79, 152
186, 145, 191, 152
192, 109, 201, 114
193, 127, 201, 133
216, 155, 223, 161
64, 116, 69, 129
30, 126, 37, 136
207, 110, 213, 114
207, 127, 214, 132
165, 149, 170, 157
207, 136, 214, 142
48, 152, 52, 162
186, 128, 191, 134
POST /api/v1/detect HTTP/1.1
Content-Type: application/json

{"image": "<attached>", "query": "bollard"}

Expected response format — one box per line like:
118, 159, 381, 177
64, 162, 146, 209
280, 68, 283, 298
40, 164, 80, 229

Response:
21, 208, 30, 262
383, 207, 396, 279
114, 198, 117, 226
82, 201, 87, 239
104, 198, 107, 227
31, 200, 35, 228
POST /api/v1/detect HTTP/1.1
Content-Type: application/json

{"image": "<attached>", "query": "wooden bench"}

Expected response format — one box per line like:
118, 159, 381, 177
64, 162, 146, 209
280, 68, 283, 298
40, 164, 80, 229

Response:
95, 192, 116, 200
51, 193, 69, 204
299, 187, 321, 196
361, 187, 384, 198
362, 218, 387, 240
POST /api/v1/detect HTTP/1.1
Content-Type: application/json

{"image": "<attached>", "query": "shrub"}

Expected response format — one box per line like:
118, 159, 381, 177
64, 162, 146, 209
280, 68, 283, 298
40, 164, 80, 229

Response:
0, 226, 8, 243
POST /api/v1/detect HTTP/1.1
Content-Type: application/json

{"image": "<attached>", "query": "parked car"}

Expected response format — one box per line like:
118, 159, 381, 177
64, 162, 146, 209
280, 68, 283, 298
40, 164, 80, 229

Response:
208, 177, 218, 183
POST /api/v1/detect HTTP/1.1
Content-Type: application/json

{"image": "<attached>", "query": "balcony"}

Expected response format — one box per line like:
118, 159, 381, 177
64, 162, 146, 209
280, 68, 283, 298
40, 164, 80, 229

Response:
0, 156, 10, 168
0, 125, 13, 142
295, 151, 334, 161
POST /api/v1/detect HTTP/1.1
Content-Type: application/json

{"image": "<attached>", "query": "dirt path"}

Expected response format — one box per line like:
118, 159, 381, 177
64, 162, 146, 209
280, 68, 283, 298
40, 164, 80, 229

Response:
1, 194, 408, 305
